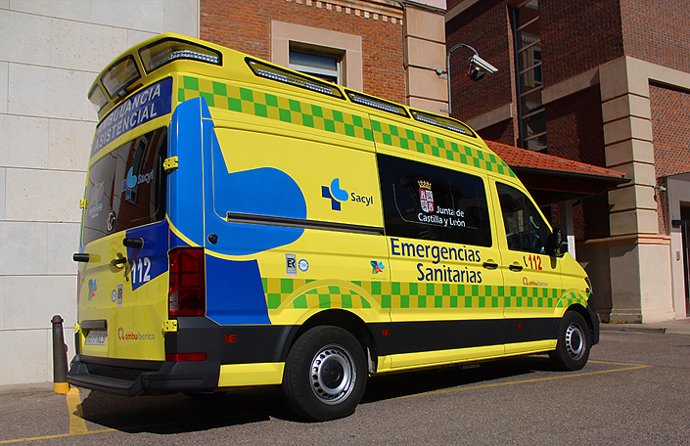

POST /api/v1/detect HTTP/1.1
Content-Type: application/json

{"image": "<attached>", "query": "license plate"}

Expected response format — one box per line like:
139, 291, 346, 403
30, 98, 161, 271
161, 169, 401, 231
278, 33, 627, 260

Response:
84, 330, 107, 346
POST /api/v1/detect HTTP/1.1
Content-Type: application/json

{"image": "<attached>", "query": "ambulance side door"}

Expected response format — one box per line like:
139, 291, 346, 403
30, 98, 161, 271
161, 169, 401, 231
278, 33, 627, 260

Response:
489, 177, 563, 355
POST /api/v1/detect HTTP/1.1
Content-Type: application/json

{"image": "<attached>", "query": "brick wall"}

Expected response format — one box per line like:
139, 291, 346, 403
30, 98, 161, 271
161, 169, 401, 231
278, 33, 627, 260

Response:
546, 87, 606, 166
650, 85, 690, 179
445, 0, 514, 121
650, 84, 690, 234
478, 119, 516, 145
546, 87, 610, 239
540, 0, 624, 86
620, 0, 690, 73
200, 0, 406, 103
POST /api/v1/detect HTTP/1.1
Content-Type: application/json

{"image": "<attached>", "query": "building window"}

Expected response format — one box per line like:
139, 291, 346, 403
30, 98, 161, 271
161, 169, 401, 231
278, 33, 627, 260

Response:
377, 154, 492, 247
511, 0, 547, 152
289, 45, 342, 84
271, 21, 363, 90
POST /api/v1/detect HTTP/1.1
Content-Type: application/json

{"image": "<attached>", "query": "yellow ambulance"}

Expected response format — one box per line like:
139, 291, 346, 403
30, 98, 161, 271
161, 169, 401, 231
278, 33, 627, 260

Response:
68, 33, 599, 421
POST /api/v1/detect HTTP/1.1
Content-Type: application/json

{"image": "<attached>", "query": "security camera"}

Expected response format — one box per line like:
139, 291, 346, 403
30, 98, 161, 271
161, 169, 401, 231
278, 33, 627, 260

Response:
467, 65, 486, 82
469, 54, 498, 74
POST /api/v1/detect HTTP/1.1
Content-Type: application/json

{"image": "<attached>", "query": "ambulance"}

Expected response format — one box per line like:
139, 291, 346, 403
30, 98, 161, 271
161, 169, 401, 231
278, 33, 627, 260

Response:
68, 34, 599, 421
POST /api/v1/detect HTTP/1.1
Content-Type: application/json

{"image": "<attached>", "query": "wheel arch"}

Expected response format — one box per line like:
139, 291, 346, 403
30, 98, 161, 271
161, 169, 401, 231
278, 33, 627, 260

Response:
281, 309, 378, 373
564, 303, 597, 344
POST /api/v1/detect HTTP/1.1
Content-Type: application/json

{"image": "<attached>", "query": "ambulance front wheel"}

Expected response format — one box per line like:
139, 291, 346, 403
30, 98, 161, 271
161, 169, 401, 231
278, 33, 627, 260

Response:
282, 326, 367, 421
549, 311, 591, 371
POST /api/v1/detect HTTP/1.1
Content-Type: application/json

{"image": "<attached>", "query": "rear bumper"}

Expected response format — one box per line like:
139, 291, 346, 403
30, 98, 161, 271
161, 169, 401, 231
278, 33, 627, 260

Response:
67, 317, 298, 396
67, 354, 220, 396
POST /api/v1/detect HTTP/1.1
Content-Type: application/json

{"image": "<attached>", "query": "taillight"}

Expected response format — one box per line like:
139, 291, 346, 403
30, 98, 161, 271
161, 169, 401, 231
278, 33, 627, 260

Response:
166, 352, 207, 362
168, 248, 205, 317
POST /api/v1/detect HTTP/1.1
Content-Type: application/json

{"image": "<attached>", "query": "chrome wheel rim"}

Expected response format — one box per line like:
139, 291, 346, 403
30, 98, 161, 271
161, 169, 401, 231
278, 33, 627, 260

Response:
309, 344, 356, 405
565, 323, 585, 360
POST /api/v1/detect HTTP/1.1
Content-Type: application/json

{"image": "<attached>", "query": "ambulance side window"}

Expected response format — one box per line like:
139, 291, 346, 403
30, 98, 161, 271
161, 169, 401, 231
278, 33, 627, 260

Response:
497, 183, 550, 254
377, 154, 491, 246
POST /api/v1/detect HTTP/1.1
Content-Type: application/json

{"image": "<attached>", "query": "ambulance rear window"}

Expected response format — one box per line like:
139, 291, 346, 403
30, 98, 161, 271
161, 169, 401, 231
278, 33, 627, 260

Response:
82, 127, 167, 244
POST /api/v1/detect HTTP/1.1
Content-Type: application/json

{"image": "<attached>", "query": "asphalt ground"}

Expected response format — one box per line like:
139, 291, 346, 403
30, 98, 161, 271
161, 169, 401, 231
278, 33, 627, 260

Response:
1, 330, 689, 445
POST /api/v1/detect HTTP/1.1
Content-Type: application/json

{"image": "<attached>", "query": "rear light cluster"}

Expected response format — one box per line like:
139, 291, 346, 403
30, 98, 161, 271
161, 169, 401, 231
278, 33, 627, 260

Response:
165, 352, 207, 362
168, 248, 205, 317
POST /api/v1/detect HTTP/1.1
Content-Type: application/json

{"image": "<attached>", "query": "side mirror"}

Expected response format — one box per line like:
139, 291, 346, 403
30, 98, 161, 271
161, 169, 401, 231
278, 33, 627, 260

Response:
559, 239, 570, 256
546, 228, 568, 257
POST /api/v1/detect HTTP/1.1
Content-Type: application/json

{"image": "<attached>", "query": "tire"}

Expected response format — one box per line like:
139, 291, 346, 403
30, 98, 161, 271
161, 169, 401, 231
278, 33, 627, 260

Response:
282, 326, 367, 421
549, 311, 591, 371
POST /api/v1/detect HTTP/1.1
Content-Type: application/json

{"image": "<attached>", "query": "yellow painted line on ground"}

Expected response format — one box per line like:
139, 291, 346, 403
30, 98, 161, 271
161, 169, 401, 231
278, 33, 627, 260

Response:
589, 359, 649, 367
397, 361, 652, 400
66, 387, 89, 434
0, 429, 116, 445
0, 387, 116, 445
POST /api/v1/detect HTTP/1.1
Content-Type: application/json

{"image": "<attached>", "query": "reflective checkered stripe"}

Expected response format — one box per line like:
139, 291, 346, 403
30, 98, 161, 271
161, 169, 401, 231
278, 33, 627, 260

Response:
176, 75, 516, 178
370, 119, 516, 178
178, 76, 374, 141
504, 285, 563, 309
262, 278, 374, 310
556, 291, 589, 308
262, 278, 571, 311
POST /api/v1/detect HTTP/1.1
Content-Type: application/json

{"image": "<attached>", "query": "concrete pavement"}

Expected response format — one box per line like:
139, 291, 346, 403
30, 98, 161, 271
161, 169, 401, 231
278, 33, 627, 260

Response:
1, 318, 687, 396
2, 330, 690, 445
600, 317, 690, 335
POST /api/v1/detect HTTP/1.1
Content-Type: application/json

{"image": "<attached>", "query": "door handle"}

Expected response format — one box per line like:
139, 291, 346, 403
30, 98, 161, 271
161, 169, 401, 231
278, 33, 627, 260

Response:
73, 253, 90, 262
111, 256, 127, 267
122, 237, 144, 249
509, 263, 524, 272
482, 260, 499, 270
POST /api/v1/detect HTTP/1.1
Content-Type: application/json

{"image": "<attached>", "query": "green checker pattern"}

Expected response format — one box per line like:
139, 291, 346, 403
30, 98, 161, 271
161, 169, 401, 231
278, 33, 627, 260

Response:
370, 119, 516, 178
556, 291, 588, 308
177, 76, 515, 178
262, 278, 574, 311
178, 76, 374, 142
262, 278, 373, 310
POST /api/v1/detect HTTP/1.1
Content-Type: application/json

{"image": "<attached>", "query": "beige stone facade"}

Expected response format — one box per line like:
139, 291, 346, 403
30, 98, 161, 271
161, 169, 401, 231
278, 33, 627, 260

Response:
599, 57, 690, 322
404, 4, 448, 114
0, 1, 199, 386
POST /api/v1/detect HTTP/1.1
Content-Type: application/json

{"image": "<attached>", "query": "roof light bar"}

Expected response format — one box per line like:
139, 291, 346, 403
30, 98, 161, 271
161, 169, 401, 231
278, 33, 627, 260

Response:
88, 84, 109, 111
139, 39, 221, 73
411, 110, 475, 137
101, 55, 141, 97
247, 59, 344, 99
346, 91, 408, 117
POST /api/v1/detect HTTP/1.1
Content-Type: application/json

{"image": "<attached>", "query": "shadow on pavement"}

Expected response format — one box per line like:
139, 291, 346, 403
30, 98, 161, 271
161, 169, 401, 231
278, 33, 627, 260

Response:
362, 354, 557, 403
79, 355, 558, 432
80, 387, 290, 433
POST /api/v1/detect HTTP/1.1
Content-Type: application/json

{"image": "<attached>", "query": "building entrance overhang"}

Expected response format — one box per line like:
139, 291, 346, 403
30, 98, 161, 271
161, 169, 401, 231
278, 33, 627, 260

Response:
486, 140, 630, 204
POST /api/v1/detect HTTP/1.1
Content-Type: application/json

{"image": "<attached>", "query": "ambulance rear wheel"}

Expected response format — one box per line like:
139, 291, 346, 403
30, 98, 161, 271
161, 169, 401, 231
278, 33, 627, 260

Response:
549, 311, 591, 371
283, 326, 367, 421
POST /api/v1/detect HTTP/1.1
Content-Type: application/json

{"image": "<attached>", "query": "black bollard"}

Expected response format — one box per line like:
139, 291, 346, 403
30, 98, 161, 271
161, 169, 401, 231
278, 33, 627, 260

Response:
52, 315, 70, 394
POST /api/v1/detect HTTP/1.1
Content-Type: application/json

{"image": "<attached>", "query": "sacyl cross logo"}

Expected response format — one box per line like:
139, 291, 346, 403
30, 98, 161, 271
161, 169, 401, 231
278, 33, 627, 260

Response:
322, 178, 349, 211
